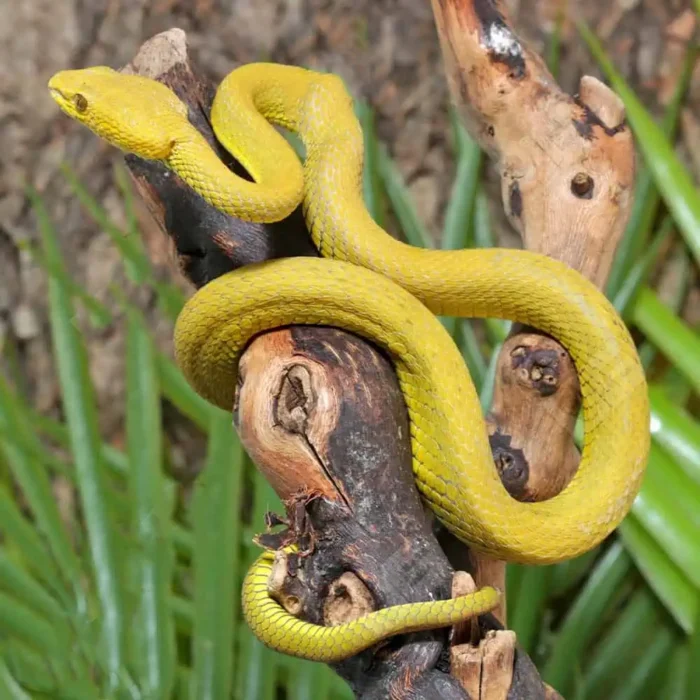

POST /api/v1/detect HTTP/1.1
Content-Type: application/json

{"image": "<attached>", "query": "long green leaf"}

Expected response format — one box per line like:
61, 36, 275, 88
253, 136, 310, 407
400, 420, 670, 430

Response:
0, 659, 32, 700
156, 354, 215, 431
635, 248, 693, 374
508, 565, 551, 655
439, 116, 483, 338
18, 240, 112, 328
632, 468, 700, 587
28, 407, 129, 478
579, 24, 700, 266
238, 632, 278, 700
377, 144, 434, 248
170, 595, 194, 636
0, 377, 83, 602
545, 4, 564, 77
619, 515, 697, 633
436, 115, 492, 379
473, 188, 495, 248
60, 163, 152, 285
61, 164, 185, 320
632, 288, 700, 395
456, 321, 488, 392
237, 465, 283, 700
612, 217, 673, 319
190, 412, 244, 700
605, 46, 695, 297
172, 523, 194, 562
1, 642, 61, 697
548, 548, 600, 599
642, 442, 700, 532
442, 116, 482, 251
505, 562, 523, 607
580, 586, 661, 699
0, 592, 65, 658
606, 623, 676, 700
0, 422, 74, 480
126, 312, 175, 698
287, 662, 322, 700
660, 642, 689, 700
479, 342, 502, 412
0, 487, 69, 603
542, 542, 633, 694
649, 386, 700, 484
34, 188, 126, 690
0, 552, 68, 631
355, 101, 385, 226
688, 597, 700, 699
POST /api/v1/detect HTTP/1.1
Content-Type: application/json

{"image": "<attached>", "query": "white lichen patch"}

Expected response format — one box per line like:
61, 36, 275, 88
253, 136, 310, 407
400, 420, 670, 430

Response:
486, 23, 522, 59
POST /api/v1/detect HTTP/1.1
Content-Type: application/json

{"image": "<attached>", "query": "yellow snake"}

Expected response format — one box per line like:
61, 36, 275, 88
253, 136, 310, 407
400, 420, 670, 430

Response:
243, 547, 499, 663
48, 63, 649, 661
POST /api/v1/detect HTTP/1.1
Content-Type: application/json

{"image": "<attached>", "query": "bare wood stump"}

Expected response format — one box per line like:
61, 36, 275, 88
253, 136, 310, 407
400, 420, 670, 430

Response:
429, 2, 635, 672
117, 28, 552, 699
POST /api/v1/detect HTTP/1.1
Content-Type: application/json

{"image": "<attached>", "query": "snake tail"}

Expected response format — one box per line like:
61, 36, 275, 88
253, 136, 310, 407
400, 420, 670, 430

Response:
243, 550, 500, 662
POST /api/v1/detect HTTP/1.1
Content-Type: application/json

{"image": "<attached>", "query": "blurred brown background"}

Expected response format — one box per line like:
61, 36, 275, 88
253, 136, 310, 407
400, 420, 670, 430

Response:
0, 0, 697, 449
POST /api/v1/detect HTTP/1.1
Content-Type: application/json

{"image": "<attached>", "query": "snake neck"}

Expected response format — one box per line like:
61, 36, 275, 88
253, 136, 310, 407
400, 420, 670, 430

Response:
167, 124, 303, 223
285, 73, 483, 313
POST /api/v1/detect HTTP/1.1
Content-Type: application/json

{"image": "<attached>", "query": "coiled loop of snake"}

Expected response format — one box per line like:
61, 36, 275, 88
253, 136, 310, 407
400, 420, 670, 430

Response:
48, 63, 649, 661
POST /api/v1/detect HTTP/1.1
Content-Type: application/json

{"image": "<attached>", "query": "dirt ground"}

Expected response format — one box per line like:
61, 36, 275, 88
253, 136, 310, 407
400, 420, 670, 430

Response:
1, 0, 698, 443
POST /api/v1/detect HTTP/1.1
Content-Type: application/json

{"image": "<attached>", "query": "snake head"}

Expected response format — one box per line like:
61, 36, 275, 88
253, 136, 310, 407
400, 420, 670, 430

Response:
48, 66, 189, 161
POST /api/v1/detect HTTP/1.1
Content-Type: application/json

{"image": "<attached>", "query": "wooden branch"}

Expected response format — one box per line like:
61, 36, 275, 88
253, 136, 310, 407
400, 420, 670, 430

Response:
429, 1, 635, 659
118, 29, 552, 698
430, 0, 635, 499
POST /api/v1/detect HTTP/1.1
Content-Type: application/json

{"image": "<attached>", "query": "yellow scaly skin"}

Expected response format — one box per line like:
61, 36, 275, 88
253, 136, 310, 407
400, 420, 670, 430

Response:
48, 63, 649, 661
245, 548, 500, 662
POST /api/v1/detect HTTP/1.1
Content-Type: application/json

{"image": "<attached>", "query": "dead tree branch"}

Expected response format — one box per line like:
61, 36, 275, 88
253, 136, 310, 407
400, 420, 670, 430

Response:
429, 4, 634, 682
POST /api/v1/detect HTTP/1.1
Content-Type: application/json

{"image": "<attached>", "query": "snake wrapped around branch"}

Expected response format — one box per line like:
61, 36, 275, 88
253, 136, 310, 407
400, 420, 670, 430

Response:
48, 63, 649, 662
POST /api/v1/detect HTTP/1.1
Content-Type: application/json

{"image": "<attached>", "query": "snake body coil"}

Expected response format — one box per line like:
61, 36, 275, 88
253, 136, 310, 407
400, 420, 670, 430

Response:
48, 63, 650, 661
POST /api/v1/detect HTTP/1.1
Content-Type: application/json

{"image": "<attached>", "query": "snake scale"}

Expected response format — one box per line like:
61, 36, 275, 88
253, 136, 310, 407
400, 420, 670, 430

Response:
48, 63, 649, 662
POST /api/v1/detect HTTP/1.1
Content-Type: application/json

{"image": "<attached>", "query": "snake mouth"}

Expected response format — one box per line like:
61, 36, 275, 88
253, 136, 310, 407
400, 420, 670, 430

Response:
47, 78, 71, 109
47, 75, 74, 110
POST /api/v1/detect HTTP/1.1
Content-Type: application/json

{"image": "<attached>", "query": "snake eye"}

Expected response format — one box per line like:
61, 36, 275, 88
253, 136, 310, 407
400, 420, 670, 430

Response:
73, 94, 88, 113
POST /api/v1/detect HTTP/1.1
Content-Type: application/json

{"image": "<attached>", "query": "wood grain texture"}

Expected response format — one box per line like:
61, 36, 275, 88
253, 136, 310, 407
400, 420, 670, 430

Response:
431, 0, 634, 502
429, 8, 634, 689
